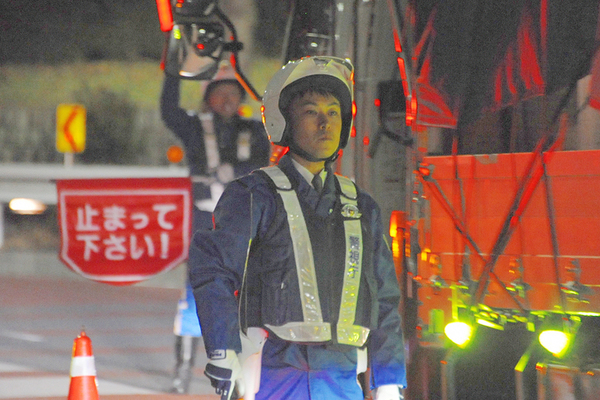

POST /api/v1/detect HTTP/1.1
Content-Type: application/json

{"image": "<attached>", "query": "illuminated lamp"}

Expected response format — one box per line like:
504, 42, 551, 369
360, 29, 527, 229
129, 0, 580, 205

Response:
444, 321, 472, 347
539, 330, 570, 357
166, 145, 184, 164
173, 26, 182, 40
9, 198, 47, 215
476, 318, 505, 331
389, 210, 405, 238
155, 0, 174, 32
238, 104, 253, 118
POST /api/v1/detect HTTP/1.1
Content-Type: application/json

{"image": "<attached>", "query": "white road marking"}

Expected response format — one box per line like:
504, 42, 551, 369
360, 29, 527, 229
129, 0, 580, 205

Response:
0, 330, 45, 343
0, 363, 161, 398
0, 377, 162, 397
0, 362, 33, 373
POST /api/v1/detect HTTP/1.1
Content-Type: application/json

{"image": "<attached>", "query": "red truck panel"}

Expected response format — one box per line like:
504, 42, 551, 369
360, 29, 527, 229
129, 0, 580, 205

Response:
417, 150, 600, 325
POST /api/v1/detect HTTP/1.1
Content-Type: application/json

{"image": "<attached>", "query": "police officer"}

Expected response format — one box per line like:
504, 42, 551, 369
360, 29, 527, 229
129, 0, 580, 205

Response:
189, 56, 406, 399
160, 60, 271, 394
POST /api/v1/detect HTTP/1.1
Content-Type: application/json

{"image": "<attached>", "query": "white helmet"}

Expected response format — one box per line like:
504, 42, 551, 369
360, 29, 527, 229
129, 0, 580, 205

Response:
262, 56, 354, 149
202, 61, 245, 102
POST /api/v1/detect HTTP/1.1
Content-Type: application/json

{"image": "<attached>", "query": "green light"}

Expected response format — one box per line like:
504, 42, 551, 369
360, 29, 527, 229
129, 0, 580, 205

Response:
539, 330, 569, 356
476, 318, 504, 330
174, 27, 181, 40
444, 321, 472, 347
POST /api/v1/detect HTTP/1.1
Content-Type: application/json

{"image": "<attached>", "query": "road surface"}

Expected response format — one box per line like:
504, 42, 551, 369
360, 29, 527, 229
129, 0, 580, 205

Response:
0, 270, 219, 399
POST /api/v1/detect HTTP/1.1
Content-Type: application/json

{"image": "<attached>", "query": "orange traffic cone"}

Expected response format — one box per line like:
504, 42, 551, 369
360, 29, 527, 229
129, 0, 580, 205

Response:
68, 330, 99, 400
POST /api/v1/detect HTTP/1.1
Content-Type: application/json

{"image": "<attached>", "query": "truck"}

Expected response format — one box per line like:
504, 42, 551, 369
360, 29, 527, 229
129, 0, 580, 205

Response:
158, 0, 600, 398
281, 1, 600, 399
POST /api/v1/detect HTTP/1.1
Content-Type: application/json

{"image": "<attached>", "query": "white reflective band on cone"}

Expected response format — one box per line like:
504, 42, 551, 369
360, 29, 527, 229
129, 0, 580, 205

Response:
70, 355, 97, 377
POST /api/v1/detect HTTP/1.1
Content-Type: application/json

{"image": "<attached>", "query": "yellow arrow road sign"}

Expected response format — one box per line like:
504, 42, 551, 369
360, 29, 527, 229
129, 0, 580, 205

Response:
56, 104, 86, 153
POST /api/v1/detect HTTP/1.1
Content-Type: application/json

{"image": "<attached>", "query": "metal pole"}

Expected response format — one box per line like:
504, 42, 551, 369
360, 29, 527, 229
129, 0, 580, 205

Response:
0, 203, 4, 250
64, 152, 74, 168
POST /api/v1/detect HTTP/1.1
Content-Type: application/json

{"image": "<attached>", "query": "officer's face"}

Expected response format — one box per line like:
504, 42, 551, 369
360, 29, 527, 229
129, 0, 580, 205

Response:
207, 83, 243, 121
289, 91, 342, 161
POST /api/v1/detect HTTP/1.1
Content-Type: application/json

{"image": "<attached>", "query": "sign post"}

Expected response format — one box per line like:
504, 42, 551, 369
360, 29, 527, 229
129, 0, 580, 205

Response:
56, 177, 192, 285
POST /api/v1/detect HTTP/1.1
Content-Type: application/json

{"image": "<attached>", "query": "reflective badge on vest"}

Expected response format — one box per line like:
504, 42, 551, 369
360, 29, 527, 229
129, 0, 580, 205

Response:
341, 204, 361, 219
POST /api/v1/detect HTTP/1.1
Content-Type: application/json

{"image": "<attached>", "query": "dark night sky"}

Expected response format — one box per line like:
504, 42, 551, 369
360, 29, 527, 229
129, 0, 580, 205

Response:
0, 0, 287, 65
0, 0, 164, 64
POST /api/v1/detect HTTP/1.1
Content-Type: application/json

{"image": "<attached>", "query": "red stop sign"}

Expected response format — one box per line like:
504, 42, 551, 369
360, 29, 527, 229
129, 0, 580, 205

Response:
56, 178, 192, 285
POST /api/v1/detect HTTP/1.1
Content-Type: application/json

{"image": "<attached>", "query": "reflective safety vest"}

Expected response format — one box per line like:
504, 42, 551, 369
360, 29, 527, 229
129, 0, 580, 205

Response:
247, 166, 371, 347
198, 113, 252, 173
193, 113, 253, 212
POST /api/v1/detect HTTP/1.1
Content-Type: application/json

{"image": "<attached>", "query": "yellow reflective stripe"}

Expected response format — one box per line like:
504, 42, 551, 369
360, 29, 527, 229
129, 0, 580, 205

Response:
261, 167, 326, 330
337, 324, 370, 346
335, 175, 369, 346
265, 322, 331, 342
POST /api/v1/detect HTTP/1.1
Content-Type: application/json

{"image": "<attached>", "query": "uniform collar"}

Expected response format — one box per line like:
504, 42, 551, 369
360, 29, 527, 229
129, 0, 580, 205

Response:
290, 157, 327, 186
278, 155, 336, 215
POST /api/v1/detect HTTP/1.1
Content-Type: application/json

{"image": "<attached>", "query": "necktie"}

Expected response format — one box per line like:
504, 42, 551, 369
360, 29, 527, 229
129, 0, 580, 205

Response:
312, 173, 323, 193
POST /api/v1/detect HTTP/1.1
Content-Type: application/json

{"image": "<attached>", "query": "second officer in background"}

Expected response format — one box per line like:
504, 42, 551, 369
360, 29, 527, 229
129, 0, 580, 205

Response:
160, 60, 271, 394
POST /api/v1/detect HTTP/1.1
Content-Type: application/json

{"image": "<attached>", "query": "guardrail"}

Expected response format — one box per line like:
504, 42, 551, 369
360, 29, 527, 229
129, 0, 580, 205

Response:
0, 163, 189, 204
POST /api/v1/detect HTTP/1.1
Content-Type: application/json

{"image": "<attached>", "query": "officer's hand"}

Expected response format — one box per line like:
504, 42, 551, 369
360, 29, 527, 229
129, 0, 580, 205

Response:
204, 349, 245, 400
373, 384, 404, 400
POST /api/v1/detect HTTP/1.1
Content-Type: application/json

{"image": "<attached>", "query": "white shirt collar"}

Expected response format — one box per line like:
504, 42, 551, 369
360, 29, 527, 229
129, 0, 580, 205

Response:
290, 158, 327, 185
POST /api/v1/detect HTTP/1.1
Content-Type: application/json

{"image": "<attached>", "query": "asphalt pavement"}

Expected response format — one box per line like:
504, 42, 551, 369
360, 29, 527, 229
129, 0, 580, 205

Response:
0, 253, 219, 399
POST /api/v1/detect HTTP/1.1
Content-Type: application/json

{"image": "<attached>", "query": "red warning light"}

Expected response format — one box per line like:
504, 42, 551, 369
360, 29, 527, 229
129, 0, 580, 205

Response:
417, 167, 430, 176
397, 57, 408, 81
393, 29, 403, 53
155, 0, 173, 32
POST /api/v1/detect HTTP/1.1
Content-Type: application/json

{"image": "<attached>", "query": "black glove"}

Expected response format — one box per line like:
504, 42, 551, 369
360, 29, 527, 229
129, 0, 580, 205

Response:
204, 349, 245, 400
